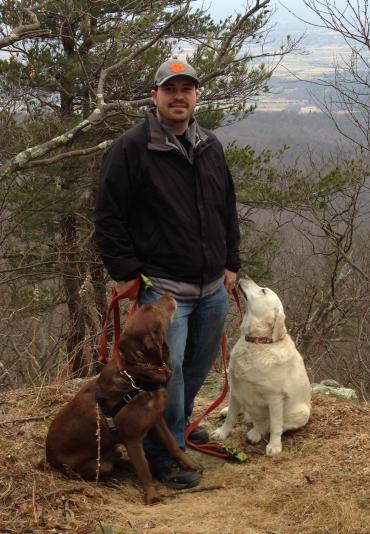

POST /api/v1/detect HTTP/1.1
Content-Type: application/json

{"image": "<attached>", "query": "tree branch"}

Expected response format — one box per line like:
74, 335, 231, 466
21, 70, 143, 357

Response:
0, 6, 50, 49
23, 140, 113, 168
96, 1, 191, 107
0, 97, 150, 179
214, 0, 271, 68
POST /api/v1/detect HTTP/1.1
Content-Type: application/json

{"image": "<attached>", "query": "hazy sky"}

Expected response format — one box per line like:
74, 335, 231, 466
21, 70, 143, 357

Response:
193, 0, 348, 29
190, 1, 353, 79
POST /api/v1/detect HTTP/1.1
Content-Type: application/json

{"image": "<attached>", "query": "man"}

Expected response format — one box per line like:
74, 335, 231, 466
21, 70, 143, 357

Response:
95, 58, 240, 489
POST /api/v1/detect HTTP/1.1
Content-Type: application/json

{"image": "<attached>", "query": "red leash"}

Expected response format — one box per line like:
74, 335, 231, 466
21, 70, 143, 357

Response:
98, 277, 141, 364
98, 281, 244, 460
185, 286, 243, 458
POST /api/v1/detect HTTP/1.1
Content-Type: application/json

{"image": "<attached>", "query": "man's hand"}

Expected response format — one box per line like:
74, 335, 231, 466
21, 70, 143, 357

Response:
224, 269, 237, 293
115, 279, 139, 300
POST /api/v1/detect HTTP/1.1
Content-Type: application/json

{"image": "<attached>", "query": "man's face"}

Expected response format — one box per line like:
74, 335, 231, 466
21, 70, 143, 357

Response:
151, 76, 198, 128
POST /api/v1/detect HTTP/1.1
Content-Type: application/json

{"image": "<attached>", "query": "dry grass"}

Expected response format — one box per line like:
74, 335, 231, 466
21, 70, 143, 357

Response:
0, 375, 369, 534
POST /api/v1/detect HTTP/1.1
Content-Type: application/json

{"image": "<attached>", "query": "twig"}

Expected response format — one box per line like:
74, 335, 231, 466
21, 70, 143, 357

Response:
0, 415, 46, 427
41, 486, 86, 500
167, 484, 224, 498
95, 402, 101, 484
0, 479, 14, 500
32, 479, 38, 524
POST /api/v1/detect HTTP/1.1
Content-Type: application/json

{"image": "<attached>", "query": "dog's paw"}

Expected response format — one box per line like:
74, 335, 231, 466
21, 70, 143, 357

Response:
145, 490, 162, 505
246, 428, 262, 444
179, 457, 203, 472
211, 427, 229, 440
265, 442, 282, 456
35, 456, 47, 471
242, 411, 252, 424
220, 407, 228, 417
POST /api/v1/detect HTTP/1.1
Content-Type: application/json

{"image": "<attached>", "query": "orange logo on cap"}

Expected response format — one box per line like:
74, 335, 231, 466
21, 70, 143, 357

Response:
169, 62, 186, 73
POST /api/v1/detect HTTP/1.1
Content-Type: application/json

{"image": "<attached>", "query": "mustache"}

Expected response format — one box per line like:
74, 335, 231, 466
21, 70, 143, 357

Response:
169, 101, 188, 106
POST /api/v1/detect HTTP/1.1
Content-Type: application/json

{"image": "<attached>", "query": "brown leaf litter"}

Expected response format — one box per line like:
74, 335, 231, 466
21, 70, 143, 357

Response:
0, 377, 369, 534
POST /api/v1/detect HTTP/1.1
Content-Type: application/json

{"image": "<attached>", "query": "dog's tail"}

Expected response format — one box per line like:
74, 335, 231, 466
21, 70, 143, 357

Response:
284, 404, 310, 431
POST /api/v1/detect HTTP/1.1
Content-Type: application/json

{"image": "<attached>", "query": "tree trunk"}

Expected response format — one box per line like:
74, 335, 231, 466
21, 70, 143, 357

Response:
89, 239, 108, 373
61, 210, 88, 377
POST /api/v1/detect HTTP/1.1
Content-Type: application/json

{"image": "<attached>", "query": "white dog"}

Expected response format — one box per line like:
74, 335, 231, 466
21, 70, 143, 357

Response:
212, 275, 311, 456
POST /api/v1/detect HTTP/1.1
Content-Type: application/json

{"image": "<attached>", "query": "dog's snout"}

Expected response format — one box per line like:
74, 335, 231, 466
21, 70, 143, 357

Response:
160, 293, 177, 308
238, 280, 248, 301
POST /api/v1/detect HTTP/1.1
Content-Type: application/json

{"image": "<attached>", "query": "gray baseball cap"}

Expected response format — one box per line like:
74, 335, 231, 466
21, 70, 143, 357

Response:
154, 58, 199, 87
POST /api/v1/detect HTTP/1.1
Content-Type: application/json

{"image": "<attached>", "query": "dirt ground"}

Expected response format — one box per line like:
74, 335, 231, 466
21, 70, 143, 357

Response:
0, 373, 369, 534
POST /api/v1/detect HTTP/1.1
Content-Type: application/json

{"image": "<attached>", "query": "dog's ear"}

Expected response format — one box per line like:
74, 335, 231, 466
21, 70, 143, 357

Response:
118, 333, 139, 359
272, 309, 287, 342
143, 328, 169, 359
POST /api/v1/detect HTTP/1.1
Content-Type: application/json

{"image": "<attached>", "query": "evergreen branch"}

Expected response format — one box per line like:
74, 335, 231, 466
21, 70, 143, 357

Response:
213, 0, 271, 68
0, 5, 51, 49
0, 99, 148, 179
23, 140, 113, 168
0, 119, 93, 179
96, 1, 191, 106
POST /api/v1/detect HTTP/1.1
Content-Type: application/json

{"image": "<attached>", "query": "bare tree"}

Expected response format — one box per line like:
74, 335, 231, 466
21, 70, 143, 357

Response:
228, 143, 370, 397
303, 0, 370, 152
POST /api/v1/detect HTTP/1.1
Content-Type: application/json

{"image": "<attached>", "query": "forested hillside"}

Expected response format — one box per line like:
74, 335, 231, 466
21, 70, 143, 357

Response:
1, 0, 369, 397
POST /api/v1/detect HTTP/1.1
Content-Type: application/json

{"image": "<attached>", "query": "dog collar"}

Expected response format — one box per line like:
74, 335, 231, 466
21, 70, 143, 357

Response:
245, 336, 273, 344
119, 368, 169, 390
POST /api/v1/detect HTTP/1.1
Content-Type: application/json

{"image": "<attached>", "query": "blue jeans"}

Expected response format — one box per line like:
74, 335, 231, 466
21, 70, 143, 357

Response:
139, 284, 228, 463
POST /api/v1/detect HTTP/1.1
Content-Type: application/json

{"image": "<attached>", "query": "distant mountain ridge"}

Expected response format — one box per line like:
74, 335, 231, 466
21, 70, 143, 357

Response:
216, 110, 358, 161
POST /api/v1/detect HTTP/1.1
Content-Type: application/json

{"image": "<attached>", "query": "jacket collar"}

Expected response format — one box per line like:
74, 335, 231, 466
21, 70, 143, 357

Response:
146, 109, 208, 160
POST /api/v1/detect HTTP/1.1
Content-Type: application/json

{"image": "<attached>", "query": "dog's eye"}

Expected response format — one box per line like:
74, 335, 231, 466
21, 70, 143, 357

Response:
261, 288, 266, 294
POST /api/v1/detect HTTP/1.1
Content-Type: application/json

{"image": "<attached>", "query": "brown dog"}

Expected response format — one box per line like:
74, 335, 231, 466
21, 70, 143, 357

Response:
46, 294, 201, 504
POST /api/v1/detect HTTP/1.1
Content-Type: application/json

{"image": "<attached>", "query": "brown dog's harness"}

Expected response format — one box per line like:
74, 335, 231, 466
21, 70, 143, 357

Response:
96, 393, 139, 433
96, 369, 164, 435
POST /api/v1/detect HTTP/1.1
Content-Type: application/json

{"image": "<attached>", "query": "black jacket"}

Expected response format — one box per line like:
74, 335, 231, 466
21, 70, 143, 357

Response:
95, 111, 240, 284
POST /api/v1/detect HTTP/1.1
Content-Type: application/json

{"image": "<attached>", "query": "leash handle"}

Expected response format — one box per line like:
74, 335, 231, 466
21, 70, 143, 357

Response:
99, 277, 141, 364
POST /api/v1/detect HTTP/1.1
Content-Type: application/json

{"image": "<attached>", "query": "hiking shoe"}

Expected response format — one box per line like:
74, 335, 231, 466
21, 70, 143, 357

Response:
187, 425, 210, 444
150, 461, 201, 490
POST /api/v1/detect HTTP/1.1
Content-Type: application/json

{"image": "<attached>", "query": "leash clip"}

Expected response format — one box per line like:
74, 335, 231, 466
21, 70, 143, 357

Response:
120, 369, 140, 390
